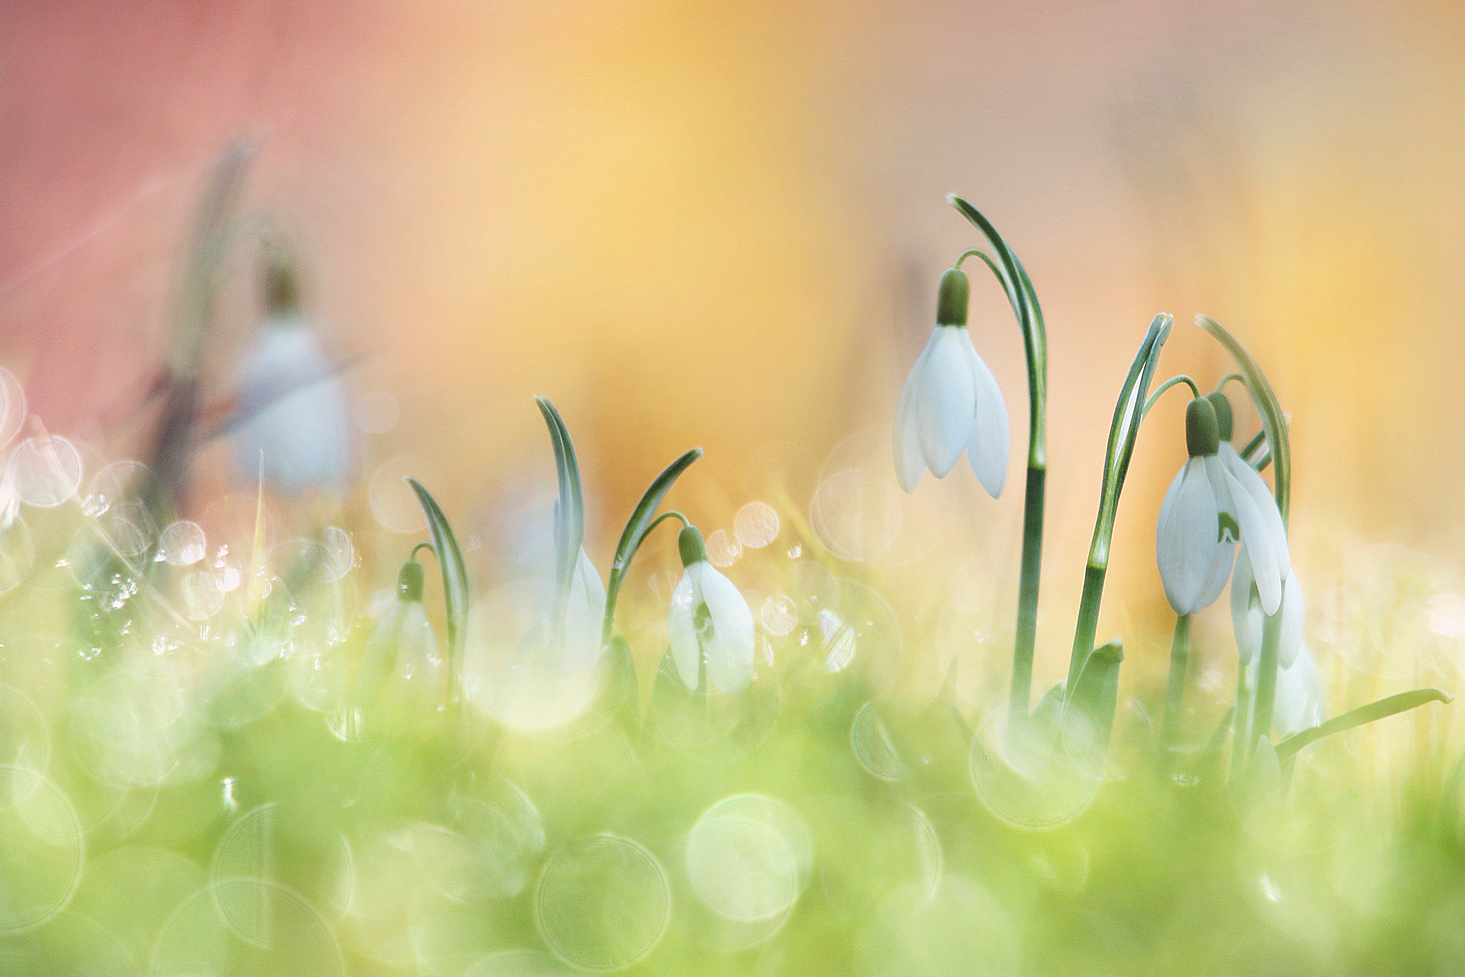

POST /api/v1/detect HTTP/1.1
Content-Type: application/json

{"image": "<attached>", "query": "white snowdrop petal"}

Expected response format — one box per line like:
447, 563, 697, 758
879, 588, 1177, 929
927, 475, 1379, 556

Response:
398, 602, 442, 671
1273, 644, 1323, 738
1220, 468, 1284, 615
562, 550, 606, 673
697, 564, 755, 695
1156, 458, 1220, 614
1230, 548, 1264, 664
915, 327, 977, 478
571, 548, 607, 620
1193, 538, 1236, 613
893, 336, 935, 492
963, 338, 1010, 498
668, 570, 702, 689
361, 603, 405, 691
1219, 445, 1289, 611
233, 321, 354, 495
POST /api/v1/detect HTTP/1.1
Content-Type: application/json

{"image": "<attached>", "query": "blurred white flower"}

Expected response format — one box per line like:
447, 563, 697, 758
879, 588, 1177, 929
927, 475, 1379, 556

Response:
1232, 548, 1305, 669
1156, 396, 1288, 615
669, 526, 754, 694
232, 259, 353, 495
360, 561, 443, 715
557, 546, 607, 672
893, 268, 1009, 497
1271, 642, 1324, 739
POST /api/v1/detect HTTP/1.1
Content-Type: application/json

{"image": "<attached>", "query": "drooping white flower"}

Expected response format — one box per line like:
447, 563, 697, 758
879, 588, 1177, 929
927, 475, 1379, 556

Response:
1231, 547, 1305, 668
1156, 395, 1289, 615
893, 267, 1010, 497
558, 545, 608, 672
1271, 642, 1324, 738
360, 560, 444, 716
232, 259, 353, 495
465, 545, 607, 734
668, 526, 754, 695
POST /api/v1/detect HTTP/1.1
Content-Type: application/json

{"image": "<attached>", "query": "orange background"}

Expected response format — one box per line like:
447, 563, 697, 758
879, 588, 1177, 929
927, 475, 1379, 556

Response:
5, 0, 1465, 692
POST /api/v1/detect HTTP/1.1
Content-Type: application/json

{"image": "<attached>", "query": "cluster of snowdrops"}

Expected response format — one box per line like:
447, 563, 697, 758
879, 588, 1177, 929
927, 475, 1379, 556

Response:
0, 187, 1458, 977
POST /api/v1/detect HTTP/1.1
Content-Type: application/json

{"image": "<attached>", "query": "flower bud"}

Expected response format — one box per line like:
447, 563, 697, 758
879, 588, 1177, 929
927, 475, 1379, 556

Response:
1206, 390, 1233, 443
936, 267, 970, 327
397, 559, 424, 601
1185, 397, 1219, 458
678, 525, 708, 567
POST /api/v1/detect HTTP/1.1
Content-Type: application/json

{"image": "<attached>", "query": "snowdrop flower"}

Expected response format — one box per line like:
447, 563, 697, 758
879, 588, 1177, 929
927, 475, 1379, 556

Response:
360, 560, 444, 714
484, 545, 607, 733
1231, 546, 1305, 668
893, 266, 1010, 497
668, 526, 754, 695
1271, 642, 1324, 738
556, 546, 607, 672
232, 257, 354, 495
1155, 395, 1289, 615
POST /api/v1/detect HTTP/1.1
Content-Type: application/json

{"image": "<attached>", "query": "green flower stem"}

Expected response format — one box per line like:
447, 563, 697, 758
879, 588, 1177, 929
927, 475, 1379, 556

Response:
1249, 609, 1284, 759
1143, 375, 1201, 414
1196, 316, 1290, 522
1160, 613, 1192, 751
948, 197, 1048, 722
1232, 655, 1253, 771
1010, 465, 1045, 721
406, 478, 470, 714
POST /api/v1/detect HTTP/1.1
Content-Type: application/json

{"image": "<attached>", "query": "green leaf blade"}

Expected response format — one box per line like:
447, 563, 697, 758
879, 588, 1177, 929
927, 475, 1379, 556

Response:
1275, 688, 1452, 762
535, 397, 585, 604
406, 477, 471, 694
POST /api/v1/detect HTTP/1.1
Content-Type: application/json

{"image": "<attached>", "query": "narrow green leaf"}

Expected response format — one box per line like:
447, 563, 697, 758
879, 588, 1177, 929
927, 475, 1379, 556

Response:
603, 447, 703, 645
535, 397, 584, 606
1195, 315, 1290, 523
172, 139, 255, 381
1068, 315, 1171, 685
406, 478, 470, 693
1275, 688, 1452, 762
1065, 639, 1124, 761
1092, 314, 1171, 570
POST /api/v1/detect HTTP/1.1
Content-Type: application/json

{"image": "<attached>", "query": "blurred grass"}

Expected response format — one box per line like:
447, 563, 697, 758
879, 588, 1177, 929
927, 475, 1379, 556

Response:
0, 481, 1461, 976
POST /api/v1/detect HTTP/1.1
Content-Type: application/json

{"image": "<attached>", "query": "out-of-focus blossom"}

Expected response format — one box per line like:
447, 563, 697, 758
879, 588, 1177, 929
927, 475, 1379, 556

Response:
232, 257, 353, 495
669, 525, 754, 694
1232, 548, 1305, 669
893, 267, 1009, 497
1272, 642, 1324, 739
360, 560, 443, 716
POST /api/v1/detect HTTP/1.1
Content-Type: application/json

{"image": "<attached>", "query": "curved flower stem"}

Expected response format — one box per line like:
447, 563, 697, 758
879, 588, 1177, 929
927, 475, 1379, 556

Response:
1142, 375, 1201, 416
1160, 613, 1192, 753
1195, 316, 1290, 523
947, 197, 1047, 724
405, 478, 470, 718
603, 450, 702, 647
